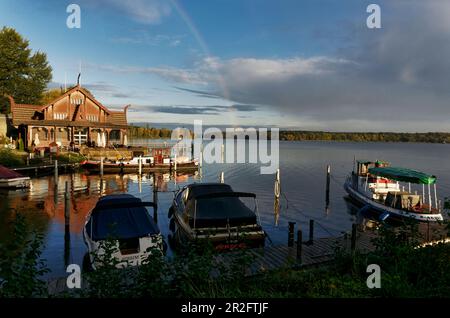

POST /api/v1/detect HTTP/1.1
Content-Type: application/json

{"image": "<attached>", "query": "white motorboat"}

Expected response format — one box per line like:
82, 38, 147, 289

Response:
344, 160, 443, 222
83, 194, 164, 269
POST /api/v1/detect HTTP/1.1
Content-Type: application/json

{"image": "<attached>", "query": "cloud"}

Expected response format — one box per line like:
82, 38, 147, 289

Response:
88, 0, 172, 24
86, 1, 450, 130
110, 33, 184, 47
129, 104, 259, 115
89, 64, 206, 85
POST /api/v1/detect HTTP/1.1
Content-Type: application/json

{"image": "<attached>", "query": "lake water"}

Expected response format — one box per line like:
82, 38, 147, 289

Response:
1, 141, 449, 279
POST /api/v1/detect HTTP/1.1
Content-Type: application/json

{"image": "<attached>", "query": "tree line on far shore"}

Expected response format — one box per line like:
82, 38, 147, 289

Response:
279, 131, 450, 143
127, 124, 450, 143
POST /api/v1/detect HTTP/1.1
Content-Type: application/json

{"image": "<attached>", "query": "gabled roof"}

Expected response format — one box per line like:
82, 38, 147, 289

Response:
8, 86, 129, 128
39, 85, 111, 115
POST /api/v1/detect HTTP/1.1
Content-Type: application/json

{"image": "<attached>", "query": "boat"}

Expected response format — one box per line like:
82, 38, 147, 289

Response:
168, 183, 266, 250
0, 165, 30, 188
81, 156, 198, 174
83, 194, 164, 269
344, 160, 443, 222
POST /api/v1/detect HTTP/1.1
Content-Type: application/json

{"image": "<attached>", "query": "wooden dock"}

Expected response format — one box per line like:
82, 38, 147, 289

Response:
11, 163, 80, 176
47, 222, 448, 295
219, 222, 448, 275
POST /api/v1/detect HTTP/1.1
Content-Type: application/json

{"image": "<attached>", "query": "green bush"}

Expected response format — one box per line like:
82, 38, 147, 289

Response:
0, 213, 49, 297
0, 149, 24, 167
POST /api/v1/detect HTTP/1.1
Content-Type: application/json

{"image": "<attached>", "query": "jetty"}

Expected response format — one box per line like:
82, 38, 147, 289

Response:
47, 221, 448, 295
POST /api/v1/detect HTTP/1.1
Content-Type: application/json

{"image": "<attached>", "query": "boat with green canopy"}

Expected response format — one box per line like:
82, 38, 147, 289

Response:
344, 160, 443, 222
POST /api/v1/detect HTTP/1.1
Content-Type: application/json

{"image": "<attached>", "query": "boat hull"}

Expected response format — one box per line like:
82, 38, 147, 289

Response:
0, 177, 31, 189
344, 180, 443, 222
81, 161, 198, 174
169, 207, 266, 251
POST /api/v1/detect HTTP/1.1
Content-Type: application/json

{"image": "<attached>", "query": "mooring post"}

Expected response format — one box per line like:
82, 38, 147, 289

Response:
100, 157, 104, 177
138, 155, 142, 175
288, 221, 295, 247
64, 181, 70, 266
54, 160, 58, 184
64, 181, 70, 234
296, 230, 302, 264
351, 223, 357, 253
153, 173, 158, 223
219, 171, 224, 183
326, 164, 331, 205
174, 153, 177, 172
309, 219, 314, 243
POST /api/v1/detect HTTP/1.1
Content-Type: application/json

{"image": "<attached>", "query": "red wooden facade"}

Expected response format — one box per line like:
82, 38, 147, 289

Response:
8, 85, 129, 148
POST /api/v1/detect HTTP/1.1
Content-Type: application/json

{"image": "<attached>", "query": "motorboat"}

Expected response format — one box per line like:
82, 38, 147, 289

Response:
81, 156, 198, 174
83, 194, 164, 269
168, 183, 266, 250
0, 165, 30, 188
344, 160, 443, 222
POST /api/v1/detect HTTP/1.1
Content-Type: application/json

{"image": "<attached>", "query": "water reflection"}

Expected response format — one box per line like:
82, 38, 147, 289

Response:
1, 141, 449, 278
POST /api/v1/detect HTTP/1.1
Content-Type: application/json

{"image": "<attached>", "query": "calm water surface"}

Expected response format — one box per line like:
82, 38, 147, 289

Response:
1, 141, 449, 279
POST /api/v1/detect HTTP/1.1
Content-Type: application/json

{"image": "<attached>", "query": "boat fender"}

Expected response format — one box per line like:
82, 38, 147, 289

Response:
379, 211, 390, 221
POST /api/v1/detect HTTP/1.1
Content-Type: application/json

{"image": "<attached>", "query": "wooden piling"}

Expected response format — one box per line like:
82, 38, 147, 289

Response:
54, 160, 58, 184
138, 155, 142, 175
351, 223, 357, 253
174, 154, 177, 172
64, 181, 70, 266
288, 222, 295, 247
326, 165, 331, 205
64, 181, 70, 232
153, 173, 158, 223
296, 230, 302, 264
100, 157, 104, 176
219, 171, 224, 183
309, 219, 314, 243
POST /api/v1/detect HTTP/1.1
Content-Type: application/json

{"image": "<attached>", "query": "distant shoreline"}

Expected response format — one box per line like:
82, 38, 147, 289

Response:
129, 125, 450, 144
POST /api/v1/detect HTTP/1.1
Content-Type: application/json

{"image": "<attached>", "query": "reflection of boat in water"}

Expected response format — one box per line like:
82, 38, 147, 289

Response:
81, 156, 198, 174
168, 183, 266, 251
344, 160, 443, 222
83, 194, 164, 269
0, 165, 30, 189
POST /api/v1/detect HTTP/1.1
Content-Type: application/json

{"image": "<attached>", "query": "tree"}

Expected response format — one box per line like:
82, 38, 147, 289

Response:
0, 27, 52, 113
40, 88, 64, 105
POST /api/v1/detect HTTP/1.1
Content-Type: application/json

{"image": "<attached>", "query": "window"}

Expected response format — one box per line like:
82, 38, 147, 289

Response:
54, 113, 67, 120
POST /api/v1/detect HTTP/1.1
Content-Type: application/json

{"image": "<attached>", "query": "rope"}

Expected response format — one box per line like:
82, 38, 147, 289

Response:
280, 191, 344, 237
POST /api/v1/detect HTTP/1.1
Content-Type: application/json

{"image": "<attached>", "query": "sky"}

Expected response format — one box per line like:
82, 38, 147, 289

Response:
0, 0, 449, 132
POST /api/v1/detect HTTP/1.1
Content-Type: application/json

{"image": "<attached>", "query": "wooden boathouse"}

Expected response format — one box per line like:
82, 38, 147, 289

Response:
7, 84, 129, 149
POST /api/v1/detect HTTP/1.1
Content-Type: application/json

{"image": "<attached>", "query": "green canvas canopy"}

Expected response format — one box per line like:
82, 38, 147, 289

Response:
368, 167, 436, 185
